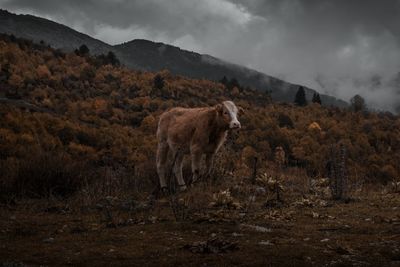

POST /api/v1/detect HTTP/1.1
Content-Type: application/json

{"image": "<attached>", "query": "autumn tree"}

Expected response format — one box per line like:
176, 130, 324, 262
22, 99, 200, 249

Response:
0, 63, 11, 82
294, 86, 307, 106
277, 113, 294, 129
1, 32, 399, 199
8, 73, 23, 88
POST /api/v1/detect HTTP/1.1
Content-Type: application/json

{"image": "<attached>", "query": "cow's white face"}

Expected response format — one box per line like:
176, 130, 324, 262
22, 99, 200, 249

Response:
222, 101, 241, 129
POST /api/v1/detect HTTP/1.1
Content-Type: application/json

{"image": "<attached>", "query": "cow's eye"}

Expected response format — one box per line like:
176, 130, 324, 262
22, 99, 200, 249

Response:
224, 111, 228, 115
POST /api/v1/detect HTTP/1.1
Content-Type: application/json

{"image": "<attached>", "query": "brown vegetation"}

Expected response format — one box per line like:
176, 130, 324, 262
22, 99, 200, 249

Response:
0, 34, 400, 266
0, 34, 398, 200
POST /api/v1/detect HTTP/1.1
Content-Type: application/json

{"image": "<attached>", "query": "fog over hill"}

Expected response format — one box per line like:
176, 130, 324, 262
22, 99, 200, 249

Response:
0, 9, 348, 107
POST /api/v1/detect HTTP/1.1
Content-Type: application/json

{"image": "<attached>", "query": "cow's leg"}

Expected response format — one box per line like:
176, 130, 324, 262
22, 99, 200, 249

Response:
173, 152, 187, 191
191, 150, 202, 185
156, 142, 169, 191
205, 153, 215, 178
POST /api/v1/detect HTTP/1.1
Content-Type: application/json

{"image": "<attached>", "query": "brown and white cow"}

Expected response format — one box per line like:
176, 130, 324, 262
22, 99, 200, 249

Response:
156, 101, 242, 191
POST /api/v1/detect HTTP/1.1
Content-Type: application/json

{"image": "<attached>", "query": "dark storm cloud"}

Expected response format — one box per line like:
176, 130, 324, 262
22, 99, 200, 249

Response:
1, 0, 400, 111
0, 0, 256, 45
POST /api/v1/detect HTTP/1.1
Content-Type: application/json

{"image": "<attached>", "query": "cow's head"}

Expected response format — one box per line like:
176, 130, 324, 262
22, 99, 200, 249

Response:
215, 101, 243, 129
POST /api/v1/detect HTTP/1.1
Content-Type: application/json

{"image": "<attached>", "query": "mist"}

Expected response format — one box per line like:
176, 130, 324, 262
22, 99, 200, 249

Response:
2, 0, 400, 112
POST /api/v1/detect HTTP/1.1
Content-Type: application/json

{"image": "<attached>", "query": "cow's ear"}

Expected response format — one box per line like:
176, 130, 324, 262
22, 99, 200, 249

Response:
215, 104, 223, 114
238, 106, 245, 115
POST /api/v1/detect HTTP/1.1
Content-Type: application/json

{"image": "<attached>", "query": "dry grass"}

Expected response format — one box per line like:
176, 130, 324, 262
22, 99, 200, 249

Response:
1, 170, 399, 266
1, 150, 399, 266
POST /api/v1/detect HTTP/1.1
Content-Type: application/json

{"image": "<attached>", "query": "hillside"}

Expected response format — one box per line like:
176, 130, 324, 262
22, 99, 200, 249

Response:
1, 33, 400, 267
0, 9, 117, 56
0, 33, 399, 198
115, 39, 348, 107
0, 9, 347, 107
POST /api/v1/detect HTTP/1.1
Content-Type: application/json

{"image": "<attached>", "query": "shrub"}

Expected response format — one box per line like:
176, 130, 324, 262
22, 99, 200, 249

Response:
0, 150, 90, 200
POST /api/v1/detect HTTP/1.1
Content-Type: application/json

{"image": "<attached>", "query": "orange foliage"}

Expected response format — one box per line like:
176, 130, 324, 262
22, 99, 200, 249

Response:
0, 33, 399, 195
36, 64, 51, 79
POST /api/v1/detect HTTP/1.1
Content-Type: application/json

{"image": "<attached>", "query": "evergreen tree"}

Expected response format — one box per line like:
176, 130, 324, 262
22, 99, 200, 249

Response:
227, 78, 240, 90
312, 92, 322, 104
220, 76, 228, 86
350, 94, 366, 112
95, 51, 120, 66
153, 74, 165, 90
76, 44, 90, 56
294, 86, 307, 106
220, 76, 243, 91
106, 51, 120, 66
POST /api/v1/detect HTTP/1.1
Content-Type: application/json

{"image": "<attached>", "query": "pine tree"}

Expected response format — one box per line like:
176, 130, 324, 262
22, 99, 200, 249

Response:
106, 51, 120, 66
153, 74, 164, 90
350, 94, 366, 112
75, 44, 90, 56
294, 86, 307, 106
312, 92, 322, 104
220, 76, 228, 86
227, 77, 240, 90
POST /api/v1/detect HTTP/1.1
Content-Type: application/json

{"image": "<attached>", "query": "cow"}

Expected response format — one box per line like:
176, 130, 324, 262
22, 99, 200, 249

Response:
156, 100, 243, 192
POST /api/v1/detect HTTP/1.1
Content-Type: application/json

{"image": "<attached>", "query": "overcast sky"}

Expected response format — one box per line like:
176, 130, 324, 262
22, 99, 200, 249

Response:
1, 0, 400, 112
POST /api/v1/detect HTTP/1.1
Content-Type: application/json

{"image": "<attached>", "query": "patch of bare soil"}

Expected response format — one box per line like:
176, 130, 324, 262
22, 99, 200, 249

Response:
1, 190, 399, 266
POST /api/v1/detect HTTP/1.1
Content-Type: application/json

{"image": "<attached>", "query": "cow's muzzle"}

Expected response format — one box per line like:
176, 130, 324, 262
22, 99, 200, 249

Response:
230, 122, 241, 129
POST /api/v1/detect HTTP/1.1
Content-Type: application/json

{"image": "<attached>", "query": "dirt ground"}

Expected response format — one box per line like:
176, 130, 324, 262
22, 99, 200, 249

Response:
1, 188, 400, 267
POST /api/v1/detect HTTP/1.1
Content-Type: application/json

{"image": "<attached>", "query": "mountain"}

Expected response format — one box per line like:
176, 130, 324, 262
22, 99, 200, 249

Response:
115, 40, 347, 107
0, 9, 118, 56
0, 9, 347, 107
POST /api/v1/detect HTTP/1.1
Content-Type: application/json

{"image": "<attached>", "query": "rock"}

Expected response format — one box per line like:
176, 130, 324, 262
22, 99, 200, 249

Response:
232, 232, 243, 237
258, 240, 273, 246
43, 237, 55, 243
312, 212, 320, 218
255, 187, 267, 195
148, 216, 157, 224
240, 224, 272, 233
320, 238, 330, 242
